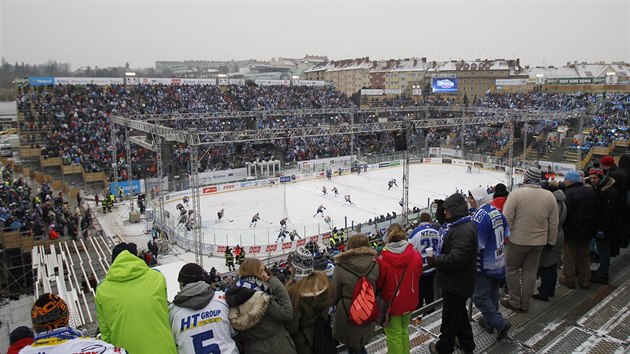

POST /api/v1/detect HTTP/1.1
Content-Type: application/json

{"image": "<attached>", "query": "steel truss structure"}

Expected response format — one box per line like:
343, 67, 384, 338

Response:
111, 105, 582, 266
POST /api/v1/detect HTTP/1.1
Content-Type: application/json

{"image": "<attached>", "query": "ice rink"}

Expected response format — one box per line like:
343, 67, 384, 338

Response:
162, 163, 520, 247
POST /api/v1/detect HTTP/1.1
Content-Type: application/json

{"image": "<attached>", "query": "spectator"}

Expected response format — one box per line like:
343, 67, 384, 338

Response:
560, 170, 599, 290
501, 167, 558, 312
95, 242, 177, 354
490, 183, 509, 212
332, 234, 379, 354
21, 293, 127, 354
599, 155, 629, 255
534, 183, 567, 301
7, 326, 34, 354
587, 168, 618, 284
468, 187, 511, 341
225, 258, 296, 354
377, 223, 423, 354
169, 263, 239, 354
427, 193, 477, 354
285, 247, 336, 354
408, 212, 441, 309
305, 240, 335, 278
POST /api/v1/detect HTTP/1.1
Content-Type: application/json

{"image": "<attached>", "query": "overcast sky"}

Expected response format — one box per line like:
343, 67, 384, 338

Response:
1, 0, 628, 70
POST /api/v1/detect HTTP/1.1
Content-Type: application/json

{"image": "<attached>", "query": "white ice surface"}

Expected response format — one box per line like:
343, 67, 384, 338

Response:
95, 163, 519, 275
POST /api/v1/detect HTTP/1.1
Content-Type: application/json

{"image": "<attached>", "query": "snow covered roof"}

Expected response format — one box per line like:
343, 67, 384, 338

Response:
430, 59, 513, 72
527, 62, 630, 79
389, 58, 430, 72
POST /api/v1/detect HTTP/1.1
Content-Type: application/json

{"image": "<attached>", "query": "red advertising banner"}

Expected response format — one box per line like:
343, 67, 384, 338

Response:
296, 239, 306, 246
248, 246, 261, 253
202, 186, 217, 193
282, 242, 293, 250
216, 246, 227, 253
265, 244, 278, 252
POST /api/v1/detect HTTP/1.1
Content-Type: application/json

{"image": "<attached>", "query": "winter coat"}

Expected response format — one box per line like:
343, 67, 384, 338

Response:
435, 216, 477, 297
95, 250, 177, 354
376, 241, 423, 316
503, 184, 559, 247
592, 176, 618, 236
169, 281, 239, 354
606, 162, 630, 250
539, 190, 567, 267
286, 273, 335, 354
563, 182, 600, 242
332, 246, 379, 350
225, 276, 296, 354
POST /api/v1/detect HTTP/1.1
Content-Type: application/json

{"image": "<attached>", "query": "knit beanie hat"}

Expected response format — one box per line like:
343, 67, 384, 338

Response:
493, 183, 509, 198
524, 167, 542, 184
443, 193, 469, 219
600, 156, 615, 168
305, 240, 319, 255
9, 326, 34, 345
178, 263, 207, 286
588, 168, 604, 177
291, 247, 314, 280
564, 170, 581, 183
111, 242, 138, 262
31, 293, 69, 332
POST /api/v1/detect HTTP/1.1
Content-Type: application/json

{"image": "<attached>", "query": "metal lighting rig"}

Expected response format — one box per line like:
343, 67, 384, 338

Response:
112, 105, 581, 266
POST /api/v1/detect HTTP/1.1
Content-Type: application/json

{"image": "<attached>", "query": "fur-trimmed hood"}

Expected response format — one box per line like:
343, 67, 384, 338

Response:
334, 246, 376, 264
225, 287, 272, 331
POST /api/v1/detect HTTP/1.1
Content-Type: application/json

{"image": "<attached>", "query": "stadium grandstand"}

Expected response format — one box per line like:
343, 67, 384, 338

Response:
2, 79, 629, 353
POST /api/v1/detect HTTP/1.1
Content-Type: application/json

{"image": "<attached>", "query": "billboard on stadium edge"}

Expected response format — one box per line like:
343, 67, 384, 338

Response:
432, 78, 458, 93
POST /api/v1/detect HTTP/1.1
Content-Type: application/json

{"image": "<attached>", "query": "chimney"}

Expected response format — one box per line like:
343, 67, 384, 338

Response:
422, 57, 427, 63
432, 61, 437, 68
414, 59, 417, 66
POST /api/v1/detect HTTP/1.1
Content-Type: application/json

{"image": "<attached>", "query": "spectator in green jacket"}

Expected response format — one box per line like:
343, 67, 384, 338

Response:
96, 242, 177, 354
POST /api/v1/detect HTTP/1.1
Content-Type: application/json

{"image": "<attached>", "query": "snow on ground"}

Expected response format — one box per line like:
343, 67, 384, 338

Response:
94, 163, 519, 275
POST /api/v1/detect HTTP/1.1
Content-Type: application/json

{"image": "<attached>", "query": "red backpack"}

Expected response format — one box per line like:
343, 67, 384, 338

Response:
338, 262, 379, 326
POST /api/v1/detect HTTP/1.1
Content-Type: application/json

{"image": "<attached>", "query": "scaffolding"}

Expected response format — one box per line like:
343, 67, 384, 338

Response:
111, 105, 581, 267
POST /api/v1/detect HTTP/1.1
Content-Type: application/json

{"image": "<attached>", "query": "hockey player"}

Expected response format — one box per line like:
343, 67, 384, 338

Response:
280, 217, 288, 227
344, 194, 354, 205
388, 178, 398, 190
324, 215, 333, 229
332, 186, 339, 196
183, 196, 189, 206
467, 165, 473, 174
269, 180, 276, 187
217, 208, 224, 222
276, 225, 288, 243
249, 213, 260, 227
313, 204, 326, 217
326, 167, 332, 180
288, 229, 301, 241
322, 186, 327, 195
399, 198, 404, 208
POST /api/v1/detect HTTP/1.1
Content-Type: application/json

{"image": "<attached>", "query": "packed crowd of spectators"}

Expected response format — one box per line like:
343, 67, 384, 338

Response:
0, 162, 88, 242
16, 85, 629, 182
12, 153, 630, 354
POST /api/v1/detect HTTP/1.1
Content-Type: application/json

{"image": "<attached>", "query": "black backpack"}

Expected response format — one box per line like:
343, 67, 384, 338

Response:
303, 314, 337, 354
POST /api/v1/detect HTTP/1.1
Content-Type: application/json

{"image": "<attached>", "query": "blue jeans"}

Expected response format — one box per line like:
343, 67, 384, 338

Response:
473, 274, 508, 332
595, 238, 611, 279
